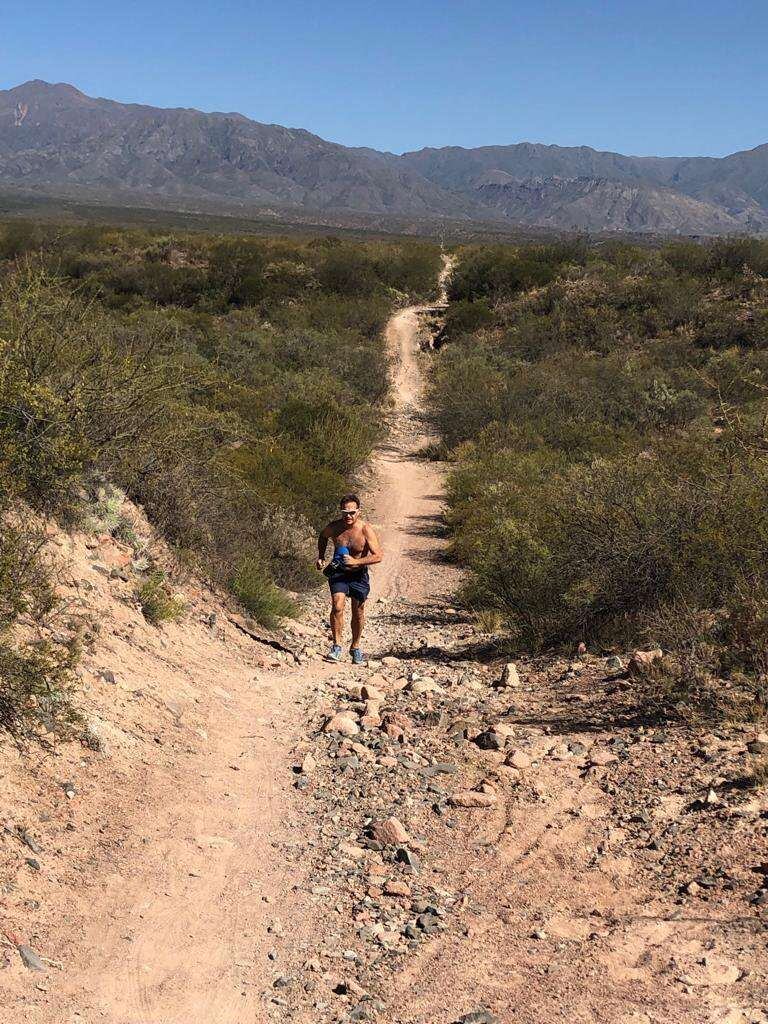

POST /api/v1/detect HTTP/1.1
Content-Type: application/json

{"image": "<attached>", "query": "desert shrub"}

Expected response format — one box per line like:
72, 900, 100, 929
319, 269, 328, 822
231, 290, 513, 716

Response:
143, 235, 176, 263
0, 519, 80, 739
0, 221, 47, 260
0, 225, 439, 632
253, 507, 316, 590
277, 397, 382, 476
692, 302, 768, 349
316, 248, 379, 297
427, 350, 515, 450
434, 238, 768, 699
448, 243, 582, 304
80, 482, 128, 535
137, 571, 185, 625
0, 638, 81, 740
455, 436, 768, 650
100, 263, 212, 308
230, 557, 297, 628
0, 341, 94, 511
372, 243, 442, 298
0, 521, 56, 626
442, 299, 494, 340
633, 581, 768, 724
229, 440, 345, 524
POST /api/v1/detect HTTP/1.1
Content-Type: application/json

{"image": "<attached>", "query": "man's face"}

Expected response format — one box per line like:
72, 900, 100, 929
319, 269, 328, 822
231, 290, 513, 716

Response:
341, 504, 359, 524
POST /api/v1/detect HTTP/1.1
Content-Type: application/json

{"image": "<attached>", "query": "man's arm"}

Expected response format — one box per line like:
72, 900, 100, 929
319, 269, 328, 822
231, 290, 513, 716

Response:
316, 525, 332, 570
344, 524, 383, 567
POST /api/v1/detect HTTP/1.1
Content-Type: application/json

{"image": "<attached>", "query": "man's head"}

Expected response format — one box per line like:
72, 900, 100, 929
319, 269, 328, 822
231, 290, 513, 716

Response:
340, 493, 361, 523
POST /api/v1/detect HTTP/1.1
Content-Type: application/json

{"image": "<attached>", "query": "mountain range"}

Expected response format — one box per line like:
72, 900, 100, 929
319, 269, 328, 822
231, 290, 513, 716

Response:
2, 80, 768, 236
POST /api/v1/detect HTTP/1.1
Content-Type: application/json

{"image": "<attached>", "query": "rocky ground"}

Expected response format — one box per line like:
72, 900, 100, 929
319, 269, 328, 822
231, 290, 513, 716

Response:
271, 593, 768, 1024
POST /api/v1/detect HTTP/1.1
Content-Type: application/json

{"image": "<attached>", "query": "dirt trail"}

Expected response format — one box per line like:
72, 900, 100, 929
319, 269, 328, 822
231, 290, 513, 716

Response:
2, 574, 320, 1023
0, 265, 456, 1024
367, 257, 457, 608
3, 260, 765, 1024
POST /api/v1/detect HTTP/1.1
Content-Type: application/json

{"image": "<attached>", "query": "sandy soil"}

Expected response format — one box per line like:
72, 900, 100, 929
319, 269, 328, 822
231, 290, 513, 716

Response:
1, 260, 765, 1024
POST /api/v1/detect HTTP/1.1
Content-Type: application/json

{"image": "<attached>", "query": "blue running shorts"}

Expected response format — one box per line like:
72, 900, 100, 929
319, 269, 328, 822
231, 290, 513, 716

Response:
328, 568, 370, 604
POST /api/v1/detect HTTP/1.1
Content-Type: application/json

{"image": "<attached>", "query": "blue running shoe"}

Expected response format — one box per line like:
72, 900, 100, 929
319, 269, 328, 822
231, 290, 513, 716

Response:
326, 644, 343, 662
350, 647, 365, 666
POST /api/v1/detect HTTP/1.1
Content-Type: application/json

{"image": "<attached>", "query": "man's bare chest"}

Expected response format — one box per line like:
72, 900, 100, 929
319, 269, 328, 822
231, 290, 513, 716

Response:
333, 523, 367, 556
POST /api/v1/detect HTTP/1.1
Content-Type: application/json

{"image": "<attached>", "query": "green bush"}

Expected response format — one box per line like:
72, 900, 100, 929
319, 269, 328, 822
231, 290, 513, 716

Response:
454, 436, 768, 649
0, 638, 81, 740
448, 242, 585, 304
0, 349, 94, 510
0, 520, 81, 739
316, 248, 379, 297
277, 397, 382, 476
433, 238, 768, 723
442, 299, 494, 339
137, 571, 185, 625
231, 557, 297, 628
0, 226, 439, 646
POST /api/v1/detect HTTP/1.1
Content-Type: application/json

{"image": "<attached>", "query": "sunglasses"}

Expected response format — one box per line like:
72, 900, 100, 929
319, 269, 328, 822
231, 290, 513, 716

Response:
341, 509, 359, 516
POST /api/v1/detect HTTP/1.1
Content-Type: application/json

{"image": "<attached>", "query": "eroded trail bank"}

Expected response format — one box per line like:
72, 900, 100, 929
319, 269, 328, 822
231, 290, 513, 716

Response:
0, 523, 324, 1023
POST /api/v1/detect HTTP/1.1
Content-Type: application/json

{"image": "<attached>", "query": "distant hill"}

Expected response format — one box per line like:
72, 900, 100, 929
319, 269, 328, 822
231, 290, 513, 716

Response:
398, 143, 768, 233
0, 80, 486, 223
1, 80, 767, 235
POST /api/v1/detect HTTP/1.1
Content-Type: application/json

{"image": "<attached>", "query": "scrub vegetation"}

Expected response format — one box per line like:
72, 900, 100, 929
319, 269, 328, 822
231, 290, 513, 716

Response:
0, 218, 440, 736
432, 237, 768, 720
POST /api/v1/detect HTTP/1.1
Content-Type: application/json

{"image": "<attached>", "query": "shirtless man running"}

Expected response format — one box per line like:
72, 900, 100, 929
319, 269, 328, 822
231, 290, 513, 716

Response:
316, 494, 383, 664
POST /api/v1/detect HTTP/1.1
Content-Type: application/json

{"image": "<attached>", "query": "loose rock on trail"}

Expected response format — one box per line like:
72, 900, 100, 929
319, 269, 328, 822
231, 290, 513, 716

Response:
2, 260, 766, 1023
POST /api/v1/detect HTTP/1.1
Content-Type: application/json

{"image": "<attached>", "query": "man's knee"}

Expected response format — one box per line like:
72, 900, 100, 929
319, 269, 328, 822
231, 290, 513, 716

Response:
331, 593, 346, 613
351, 599, 365, 618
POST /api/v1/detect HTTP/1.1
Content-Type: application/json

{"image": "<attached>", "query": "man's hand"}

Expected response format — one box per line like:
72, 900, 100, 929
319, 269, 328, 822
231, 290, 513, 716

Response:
315, 558, 325, 571
343, 554, 359, 568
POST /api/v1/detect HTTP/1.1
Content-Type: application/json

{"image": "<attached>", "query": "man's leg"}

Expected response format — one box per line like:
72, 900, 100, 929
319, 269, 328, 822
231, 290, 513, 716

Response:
331, 592, 346, 644
350, 598, 365, 649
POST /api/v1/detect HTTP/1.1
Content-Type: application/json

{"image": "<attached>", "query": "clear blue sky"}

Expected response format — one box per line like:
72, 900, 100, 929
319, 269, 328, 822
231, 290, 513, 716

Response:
4, 1, 767, 157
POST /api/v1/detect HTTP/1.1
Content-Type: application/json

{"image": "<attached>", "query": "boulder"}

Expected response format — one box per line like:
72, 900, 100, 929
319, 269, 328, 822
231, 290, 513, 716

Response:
506, 749, 532, 770
627, 648, 663, 678
496, 663, 521, 688
349, 742, 374, 760
383, 722, 405, 742
589, 748, 618, 767
408, 677, 442, 695
747, 731, 768, 755
383, 879, 411, 897
475, 724, 514, 751
449, 790, 497, 808
361, 684, 384, 701
323, 713, 359, 737
371, 817, 409, 845
387, 712, 412, 730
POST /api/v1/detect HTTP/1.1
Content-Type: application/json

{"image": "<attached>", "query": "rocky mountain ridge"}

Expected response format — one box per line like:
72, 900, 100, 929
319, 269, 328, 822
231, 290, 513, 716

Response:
2, 80, 768, 235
